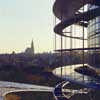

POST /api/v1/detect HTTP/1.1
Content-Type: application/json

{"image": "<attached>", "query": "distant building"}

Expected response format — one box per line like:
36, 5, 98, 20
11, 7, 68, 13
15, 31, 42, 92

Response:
25, 39, 34, 55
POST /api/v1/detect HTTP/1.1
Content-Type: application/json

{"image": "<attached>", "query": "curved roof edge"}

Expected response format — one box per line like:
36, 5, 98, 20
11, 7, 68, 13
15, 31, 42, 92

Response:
53, 0, 100, 21
54, 7, 100, 35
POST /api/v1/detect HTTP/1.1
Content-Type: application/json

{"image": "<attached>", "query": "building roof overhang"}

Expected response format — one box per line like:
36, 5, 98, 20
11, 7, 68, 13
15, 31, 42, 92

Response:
53, 0, 99, 20
54, 7, 100, 34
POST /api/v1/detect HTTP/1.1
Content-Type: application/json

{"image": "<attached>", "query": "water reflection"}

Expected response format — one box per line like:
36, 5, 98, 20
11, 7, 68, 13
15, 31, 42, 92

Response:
53, 64, 100, 89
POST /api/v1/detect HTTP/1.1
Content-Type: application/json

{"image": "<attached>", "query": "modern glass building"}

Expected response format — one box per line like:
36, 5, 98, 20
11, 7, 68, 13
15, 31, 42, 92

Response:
53, 0, 100, 99
88, 5, 100, 73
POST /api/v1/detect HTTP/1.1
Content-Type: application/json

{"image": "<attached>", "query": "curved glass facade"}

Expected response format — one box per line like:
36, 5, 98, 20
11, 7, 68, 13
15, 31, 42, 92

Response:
88, 5, 100, 68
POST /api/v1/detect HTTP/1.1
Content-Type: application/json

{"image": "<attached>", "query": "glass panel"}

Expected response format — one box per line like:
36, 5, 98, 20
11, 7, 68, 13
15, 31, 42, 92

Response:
96, 17, 100, 23
88, 15, 100, 68
96, 23, 100, 30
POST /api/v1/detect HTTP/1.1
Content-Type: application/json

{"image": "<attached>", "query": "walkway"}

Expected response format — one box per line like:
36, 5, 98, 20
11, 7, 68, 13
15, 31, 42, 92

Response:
0, 81, 54, 100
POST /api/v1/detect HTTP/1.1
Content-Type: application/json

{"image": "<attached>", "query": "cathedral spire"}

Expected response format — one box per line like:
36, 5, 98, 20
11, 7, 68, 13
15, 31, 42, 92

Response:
31, 39, 34, 54
25, 39, 34, 55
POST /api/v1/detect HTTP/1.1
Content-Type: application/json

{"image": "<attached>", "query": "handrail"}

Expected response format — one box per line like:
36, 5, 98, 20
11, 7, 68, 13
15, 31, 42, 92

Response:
55, 47, 100, 52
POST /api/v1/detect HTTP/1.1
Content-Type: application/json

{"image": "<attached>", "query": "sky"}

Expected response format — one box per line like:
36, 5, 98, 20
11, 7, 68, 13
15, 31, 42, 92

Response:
0, 0, 87, 54
0, 0, 54, 53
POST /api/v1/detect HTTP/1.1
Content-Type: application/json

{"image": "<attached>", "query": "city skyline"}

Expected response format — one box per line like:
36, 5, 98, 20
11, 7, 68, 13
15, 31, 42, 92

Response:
0, 0, 54, 53
0, 0, 88, 54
